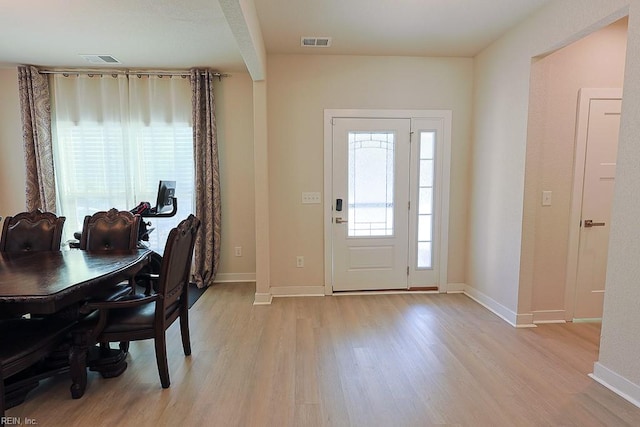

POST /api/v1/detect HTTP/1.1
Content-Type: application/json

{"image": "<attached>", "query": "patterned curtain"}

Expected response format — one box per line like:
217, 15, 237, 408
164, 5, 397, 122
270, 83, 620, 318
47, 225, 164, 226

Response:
17, 66, 56, 212
190, 69, 221, 287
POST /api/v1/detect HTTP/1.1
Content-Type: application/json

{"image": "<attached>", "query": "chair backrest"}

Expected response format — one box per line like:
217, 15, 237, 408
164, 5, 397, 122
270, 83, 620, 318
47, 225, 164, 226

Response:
0, 210, 66, 252
79, 208, 141, 251
155, 215, 200, 324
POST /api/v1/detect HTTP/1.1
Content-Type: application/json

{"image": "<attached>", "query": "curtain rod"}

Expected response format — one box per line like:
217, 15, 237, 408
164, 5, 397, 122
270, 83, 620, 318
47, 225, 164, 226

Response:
38, 69, 231, 80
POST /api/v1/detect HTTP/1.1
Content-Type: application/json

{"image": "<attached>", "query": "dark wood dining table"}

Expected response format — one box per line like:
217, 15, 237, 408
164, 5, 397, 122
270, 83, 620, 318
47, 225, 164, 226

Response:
0, 249, 151, 316
0, 248, 151, 404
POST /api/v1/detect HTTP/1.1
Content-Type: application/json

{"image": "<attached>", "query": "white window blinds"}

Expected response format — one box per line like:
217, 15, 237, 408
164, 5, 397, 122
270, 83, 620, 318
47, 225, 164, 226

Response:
51, 73, 194, 251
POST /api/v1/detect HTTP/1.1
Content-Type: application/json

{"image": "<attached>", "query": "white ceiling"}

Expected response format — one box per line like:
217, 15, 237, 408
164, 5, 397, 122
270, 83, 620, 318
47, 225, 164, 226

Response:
254, 0, 552, 57
0, 0, 245, 70
0, 0, 551, 72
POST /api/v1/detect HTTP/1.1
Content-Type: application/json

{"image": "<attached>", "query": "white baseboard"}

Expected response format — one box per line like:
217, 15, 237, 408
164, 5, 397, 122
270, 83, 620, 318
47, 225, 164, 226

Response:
213, 273, 256, 283
253, 285, 325, 304
444, 282, 466, 293
515, 312, 535, 327
533, 310, 567, 324
591, 362, 640, 409
573, 317, 602, 323
253, 292, 272, 305
463, 285, 535, 328
270, 286, 325, 297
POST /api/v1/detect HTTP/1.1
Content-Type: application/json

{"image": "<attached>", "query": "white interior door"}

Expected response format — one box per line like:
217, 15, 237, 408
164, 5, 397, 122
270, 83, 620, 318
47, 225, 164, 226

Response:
574, 97, 621, 319
332, 118, 411, 291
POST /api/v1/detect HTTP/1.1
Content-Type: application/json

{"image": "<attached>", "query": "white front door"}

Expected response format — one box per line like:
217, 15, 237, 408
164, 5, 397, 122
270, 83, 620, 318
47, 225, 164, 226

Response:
328, 113, 450, 292
574, 97, 621, 319
332, 118, 411, 291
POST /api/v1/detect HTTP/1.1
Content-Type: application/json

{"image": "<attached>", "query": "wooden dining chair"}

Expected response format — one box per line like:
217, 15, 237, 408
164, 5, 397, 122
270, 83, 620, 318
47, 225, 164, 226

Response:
79, 208, 141, 252
70, 214, 200, 394
0, 210, 65, 252
79, 208, 142, 300
1, 317, 76, 419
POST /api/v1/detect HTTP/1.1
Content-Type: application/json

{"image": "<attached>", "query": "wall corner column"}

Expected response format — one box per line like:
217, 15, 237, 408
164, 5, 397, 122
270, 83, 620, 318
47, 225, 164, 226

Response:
252, 79, 271, 304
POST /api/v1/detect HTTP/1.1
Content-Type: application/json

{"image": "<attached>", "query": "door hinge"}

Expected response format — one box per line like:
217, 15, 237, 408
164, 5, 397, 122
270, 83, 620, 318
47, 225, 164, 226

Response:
408, 201, 411, 210
407, 266, 410, 276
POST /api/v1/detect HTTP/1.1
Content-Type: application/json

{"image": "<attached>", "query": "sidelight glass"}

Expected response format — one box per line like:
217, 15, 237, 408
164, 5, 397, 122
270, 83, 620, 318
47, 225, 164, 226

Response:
348, 131, 395, 237
417, 131, 435, 268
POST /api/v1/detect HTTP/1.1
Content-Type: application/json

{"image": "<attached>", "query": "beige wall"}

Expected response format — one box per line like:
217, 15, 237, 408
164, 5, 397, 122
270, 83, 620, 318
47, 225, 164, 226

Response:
214, 71, 257, 280
522, 19, 628, 322
266, 54, 473, 289
469, 0, 630, 325
472, 0, 640, 404
0, 68, 27, 217
598, 0, 640, 392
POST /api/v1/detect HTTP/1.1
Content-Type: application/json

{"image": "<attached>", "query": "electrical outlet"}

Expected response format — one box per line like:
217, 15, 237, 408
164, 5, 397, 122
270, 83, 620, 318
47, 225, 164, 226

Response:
234, 246, 242, 257
296, 256, 304, 268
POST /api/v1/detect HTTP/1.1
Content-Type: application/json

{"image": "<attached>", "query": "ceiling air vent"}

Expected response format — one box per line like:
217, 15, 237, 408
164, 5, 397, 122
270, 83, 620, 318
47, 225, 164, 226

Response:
301, 37, 332, 48
79, 54, 121, 64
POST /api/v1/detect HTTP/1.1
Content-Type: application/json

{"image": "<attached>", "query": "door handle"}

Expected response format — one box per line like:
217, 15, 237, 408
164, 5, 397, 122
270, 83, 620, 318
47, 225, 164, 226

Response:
335, 217, 347, 224
583, 219, 606, 228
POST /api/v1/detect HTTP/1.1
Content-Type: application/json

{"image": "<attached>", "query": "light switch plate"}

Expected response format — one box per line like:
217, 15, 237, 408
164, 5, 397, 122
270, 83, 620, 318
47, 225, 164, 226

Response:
302, 192, 321, 204
542, 191, 552, 206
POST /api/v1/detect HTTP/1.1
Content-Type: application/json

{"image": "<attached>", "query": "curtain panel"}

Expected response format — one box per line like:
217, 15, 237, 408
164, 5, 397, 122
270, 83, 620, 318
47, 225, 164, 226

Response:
190, 69, 221, 287
17, 66, 56, 212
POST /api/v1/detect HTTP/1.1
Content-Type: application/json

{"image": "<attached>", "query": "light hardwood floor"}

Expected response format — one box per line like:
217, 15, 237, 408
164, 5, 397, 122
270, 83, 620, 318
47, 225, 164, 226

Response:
7, 282, 640, 426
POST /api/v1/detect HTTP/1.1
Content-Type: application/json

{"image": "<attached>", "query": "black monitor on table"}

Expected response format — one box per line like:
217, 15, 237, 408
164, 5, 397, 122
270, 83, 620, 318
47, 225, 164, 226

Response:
155, 180, 176, 214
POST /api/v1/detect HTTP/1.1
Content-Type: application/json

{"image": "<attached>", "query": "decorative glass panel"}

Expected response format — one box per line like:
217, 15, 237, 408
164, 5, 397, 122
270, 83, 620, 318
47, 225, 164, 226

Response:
417, 242, 432, 269
418, 215, 432, 241
419, 160, 434, 187
417, 131, 435, 268
348, 131, 395, 237
420, 132, 435, 159
419, 188, 433, 215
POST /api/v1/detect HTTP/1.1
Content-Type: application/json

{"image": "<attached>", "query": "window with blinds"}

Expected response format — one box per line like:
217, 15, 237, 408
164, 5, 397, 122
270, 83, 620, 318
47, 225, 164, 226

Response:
51, 73, 194, 251
53, 121, 194, 250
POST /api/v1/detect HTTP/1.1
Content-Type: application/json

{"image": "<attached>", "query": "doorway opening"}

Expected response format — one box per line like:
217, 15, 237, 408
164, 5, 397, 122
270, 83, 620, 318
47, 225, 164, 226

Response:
521, 17, 627, 324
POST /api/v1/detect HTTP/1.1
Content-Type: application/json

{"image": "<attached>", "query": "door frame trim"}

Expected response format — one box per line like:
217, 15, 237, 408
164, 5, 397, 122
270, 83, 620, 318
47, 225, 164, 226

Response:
323, 109, 452, 295
564, 88, 622, 320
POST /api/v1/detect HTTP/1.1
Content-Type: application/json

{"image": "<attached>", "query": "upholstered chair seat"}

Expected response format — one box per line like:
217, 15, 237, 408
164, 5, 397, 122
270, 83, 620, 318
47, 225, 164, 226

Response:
81, 295, 155, 334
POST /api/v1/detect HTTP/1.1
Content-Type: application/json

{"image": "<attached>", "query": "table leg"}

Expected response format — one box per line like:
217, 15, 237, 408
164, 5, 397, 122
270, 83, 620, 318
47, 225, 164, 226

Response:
69, 331, 89, 399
